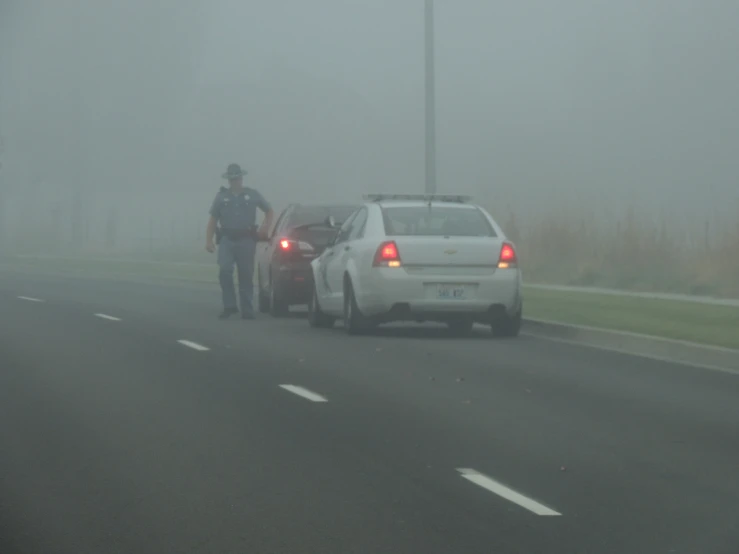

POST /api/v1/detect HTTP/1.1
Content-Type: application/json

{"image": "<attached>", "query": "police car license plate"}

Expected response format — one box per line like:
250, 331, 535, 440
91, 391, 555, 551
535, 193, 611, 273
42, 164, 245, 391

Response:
437, 284, 466, 299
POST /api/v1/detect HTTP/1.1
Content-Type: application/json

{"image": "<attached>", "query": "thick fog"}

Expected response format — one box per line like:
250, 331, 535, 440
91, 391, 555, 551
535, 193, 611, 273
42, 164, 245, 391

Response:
2, 0, 739, 253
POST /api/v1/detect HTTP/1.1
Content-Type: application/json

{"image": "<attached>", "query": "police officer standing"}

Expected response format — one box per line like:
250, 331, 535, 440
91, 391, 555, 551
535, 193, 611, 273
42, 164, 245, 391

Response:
206, 163, 274, 319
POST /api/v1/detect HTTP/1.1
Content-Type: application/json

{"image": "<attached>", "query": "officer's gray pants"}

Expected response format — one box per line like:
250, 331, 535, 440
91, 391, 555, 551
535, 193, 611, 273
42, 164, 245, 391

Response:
217, 237, 256, 314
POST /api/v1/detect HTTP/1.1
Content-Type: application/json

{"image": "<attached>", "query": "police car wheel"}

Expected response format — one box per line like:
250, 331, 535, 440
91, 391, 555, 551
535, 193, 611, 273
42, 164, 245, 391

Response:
343, 279, 370, 335
491, 307, 522, 338
308, 283, 334, 328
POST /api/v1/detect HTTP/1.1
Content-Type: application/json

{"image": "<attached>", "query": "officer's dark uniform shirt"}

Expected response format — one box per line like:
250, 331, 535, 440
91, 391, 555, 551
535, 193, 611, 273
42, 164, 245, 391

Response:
209, 187, 271, 230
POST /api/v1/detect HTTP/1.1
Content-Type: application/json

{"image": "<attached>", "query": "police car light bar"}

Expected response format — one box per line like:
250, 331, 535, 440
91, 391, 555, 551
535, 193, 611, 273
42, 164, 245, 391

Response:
363, 193, 473, 204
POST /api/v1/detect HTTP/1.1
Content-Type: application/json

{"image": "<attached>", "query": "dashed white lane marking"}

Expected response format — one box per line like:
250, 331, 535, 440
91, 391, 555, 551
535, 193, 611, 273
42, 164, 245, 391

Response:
95, 313, 121, 321
18, 296, 44, 302
177, 340, 210, 351
279, 385, 328, 402
456, 468, 561, 516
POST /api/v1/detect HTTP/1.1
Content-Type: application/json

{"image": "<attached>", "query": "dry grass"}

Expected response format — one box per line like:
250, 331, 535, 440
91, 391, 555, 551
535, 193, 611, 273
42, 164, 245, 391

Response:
498, 207, 739, 298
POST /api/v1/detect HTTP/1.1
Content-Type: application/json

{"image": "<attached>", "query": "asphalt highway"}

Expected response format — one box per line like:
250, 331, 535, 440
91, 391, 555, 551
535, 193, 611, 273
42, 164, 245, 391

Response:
1, 268, 738, 554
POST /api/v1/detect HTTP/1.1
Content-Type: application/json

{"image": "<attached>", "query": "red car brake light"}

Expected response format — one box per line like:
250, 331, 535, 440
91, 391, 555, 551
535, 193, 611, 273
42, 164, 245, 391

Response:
278, 238, 315, 254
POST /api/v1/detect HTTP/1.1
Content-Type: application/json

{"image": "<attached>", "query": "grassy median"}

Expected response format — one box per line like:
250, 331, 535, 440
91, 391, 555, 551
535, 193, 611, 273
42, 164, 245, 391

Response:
523, 287, 739, 349
3, 255, 738, 349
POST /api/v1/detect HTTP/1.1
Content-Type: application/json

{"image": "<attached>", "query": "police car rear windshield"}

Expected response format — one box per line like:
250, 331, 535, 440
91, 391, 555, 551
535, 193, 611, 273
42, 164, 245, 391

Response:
381, 206, 496, 237
287, 206, 358, 229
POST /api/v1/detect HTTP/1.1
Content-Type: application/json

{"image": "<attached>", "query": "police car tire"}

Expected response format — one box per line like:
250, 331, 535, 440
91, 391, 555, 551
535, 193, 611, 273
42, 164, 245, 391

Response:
343, 280, 370, 335
308, 283, 334, 328
491, 307, 522, 338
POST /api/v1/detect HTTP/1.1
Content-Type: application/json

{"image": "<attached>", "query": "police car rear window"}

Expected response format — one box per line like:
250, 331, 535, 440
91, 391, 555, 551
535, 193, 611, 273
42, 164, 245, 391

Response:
381, 206, 496, 237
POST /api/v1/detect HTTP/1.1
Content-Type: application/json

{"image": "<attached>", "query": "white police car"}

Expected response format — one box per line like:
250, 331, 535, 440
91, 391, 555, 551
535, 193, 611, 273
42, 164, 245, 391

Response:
307, 194, 522, 336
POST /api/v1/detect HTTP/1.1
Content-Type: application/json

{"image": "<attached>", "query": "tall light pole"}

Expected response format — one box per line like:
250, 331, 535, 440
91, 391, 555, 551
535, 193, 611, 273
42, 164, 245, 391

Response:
0, 134, 5, 251
424, 0, 437, 194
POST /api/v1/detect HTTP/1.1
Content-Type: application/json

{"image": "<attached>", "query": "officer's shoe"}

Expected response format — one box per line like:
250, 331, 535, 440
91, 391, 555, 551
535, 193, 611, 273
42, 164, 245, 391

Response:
241, 312, 256, 320
219, 308, 239, 319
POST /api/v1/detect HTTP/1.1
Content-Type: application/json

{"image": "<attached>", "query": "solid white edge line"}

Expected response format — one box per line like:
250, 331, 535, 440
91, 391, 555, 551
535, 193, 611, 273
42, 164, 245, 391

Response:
177, 340, 210, 351
95, 313, 121, 321
456, 468, 561, 516
526, 317, 739, 352
279, 384, 328, 402
523, 333, 739, 377
18, 296, 44, 302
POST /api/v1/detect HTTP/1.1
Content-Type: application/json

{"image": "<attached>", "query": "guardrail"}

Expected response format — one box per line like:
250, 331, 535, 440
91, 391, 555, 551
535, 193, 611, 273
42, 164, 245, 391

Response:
526, 284, 739, 308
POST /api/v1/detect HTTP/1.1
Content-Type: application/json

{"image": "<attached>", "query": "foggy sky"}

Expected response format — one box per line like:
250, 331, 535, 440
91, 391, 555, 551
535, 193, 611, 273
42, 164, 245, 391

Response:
2, 0, 739, 245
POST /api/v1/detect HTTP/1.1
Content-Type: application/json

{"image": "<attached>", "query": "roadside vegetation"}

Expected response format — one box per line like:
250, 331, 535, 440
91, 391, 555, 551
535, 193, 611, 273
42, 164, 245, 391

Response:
500, 208, 739, 298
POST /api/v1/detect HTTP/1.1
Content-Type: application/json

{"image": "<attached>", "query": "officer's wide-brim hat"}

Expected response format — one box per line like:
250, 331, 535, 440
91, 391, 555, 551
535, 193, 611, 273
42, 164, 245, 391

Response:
222, 163, 247, 179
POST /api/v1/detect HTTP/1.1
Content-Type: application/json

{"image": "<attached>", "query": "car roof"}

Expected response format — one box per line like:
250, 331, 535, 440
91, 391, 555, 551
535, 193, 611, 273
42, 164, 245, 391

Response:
369, 201, 479, 209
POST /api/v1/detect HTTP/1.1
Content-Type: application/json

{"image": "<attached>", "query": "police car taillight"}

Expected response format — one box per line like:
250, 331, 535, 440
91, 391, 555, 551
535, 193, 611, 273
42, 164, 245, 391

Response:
498, 242, 517, 268
373, 241, 401, 267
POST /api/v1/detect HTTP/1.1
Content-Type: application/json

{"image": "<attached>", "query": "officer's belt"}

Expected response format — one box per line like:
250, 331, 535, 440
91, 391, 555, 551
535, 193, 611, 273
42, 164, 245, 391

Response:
217, 227, 257, 241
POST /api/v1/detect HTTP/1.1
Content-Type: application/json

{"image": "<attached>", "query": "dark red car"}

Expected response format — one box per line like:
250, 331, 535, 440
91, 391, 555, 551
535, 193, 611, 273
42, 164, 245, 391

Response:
256, 203, 359, 316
